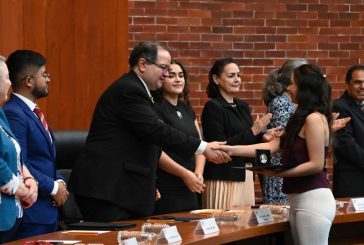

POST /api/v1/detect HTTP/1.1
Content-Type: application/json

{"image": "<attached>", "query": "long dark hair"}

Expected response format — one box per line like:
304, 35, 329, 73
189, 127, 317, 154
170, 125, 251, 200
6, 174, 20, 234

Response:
206, 58, 237, 98
173, 60, 191, 106
280, 64, 332, 150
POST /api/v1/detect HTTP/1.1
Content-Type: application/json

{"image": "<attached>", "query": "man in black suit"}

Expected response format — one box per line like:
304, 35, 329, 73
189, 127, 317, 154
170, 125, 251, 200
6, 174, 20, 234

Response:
333, 65, 364, 198
69, 41, 230, 221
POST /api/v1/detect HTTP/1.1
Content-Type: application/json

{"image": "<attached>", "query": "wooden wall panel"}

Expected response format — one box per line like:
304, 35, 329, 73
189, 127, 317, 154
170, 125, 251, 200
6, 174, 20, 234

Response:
0, 0, 129, 129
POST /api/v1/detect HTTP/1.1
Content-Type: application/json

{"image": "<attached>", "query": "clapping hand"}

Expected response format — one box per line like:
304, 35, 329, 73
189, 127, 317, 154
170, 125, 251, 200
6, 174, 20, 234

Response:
251, 113, 272, 136
332, 112, 351, 132
262, 126, 283, 142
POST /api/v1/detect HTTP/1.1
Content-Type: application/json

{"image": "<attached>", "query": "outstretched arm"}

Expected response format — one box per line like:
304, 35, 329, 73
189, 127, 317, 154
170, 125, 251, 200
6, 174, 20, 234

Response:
219, 138, 280, 157
259, 113, 329, 178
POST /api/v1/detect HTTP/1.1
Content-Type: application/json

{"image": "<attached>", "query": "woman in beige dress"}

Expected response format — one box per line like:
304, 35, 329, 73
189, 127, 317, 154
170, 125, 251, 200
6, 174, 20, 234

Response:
201, 58, 273, 209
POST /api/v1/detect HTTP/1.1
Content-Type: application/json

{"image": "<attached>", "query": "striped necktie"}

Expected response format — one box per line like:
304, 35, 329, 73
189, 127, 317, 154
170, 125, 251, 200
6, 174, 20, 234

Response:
33, 105, 51, 139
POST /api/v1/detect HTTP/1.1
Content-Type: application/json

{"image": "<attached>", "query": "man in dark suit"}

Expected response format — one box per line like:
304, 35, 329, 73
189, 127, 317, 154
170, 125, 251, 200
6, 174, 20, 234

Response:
333, 65, 364, 198
69, 41, 230, 222
4, 50, 68, 238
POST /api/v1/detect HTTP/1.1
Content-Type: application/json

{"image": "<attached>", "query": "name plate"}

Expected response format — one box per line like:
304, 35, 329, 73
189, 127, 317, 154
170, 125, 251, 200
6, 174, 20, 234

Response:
194, 218, 219, 235
250, 208, 274, 224
119, 237, 138, 245
157, 225, 182, 244
347, 198, 364, 212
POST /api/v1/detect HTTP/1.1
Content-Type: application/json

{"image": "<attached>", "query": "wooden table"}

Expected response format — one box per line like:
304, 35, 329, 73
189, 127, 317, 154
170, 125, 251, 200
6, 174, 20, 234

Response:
329, 200, 364, 245
5, 203, 364, 245
4, 211, 289, 245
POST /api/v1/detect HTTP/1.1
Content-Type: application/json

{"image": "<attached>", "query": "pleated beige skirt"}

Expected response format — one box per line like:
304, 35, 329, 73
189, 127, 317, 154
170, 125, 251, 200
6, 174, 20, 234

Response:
202, 170, 255, 210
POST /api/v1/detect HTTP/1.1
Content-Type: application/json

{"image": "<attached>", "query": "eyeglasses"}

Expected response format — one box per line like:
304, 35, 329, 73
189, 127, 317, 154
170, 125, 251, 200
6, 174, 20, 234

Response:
144, 58, 171, 74
350, 80, 364, 86
21, 72, 50, 81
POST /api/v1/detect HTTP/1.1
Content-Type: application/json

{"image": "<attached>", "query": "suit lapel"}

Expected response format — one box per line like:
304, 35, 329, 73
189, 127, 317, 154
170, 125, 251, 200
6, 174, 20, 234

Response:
343, 92, 364, 124
235, 101, 254, 126
130, 71, 155, 105
11, 95, 54, 154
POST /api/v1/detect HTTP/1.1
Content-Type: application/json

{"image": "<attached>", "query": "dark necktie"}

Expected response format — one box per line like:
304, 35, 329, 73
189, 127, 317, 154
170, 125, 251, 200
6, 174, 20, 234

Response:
33, 105, 52, 140
360, 101, 364, 112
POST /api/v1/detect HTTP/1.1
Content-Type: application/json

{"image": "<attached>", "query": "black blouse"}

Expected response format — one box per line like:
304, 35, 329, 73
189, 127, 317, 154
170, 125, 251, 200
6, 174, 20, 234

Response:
154, 98, 199, 190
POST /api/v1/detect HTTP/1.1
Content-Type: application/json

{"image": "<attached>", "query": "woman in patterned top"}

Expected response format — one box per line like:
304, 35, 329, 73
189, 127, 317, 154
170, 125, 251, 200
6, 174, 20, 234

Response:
260, 59, 350, 205
261, 59, 308, 204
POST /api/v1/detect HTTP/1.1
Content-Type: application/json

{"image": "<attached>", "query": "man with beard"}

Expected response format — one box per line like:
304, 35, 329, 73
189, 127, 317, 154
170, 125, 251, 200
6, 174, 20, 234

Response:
3, 50, 68, 239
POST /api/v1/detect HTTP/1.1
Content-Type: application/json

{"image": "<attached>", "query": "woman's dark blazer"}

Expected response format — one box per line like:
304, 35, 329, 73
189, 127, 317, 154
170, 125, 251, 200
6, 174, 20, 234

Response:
202, 96, 260, 181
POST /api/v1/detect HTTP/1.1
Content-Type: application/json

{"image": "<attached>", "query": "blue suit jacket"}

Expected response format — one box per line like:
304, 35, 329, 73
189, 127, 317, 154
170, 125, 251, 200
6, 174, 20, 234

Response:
3, 94, 60, 225
0, 109, 20, 231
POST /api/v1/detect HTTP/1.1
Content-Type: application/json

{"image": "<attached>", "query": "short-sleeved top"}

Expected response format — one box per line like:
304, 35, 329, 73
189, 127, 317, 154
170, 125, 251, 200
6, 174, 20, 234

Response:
154, 98, 199, 190
282, 136, 330, 194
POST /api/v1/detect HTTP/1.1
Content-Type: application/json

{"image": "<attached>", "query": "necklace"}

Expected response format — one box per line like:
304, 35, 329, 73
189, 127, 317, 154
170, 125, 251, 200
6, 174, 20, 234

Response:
165, 97, 183, 120
169, 101, 183, 119
176, 110, 183, 119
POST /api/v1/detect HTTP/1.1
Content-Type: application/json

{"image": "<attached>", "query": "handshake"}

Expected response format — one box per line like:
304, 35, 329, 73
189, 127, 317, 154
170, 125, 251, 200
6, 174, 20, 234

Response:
203, 126, 283, 164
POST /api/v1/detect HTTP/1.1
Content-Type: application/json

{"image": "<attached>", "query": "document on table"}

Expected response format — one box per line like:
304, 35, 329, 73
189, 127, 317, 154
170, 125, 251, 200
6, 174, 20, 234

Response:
37, 240, 81, 244
62, 230, 111, 235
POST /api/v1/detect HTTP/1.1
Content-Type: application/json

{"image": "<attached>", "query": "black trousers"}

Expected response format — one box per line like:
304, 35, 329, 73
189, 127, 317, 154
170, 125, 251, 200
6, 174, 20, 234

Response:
75, 195, 137, 222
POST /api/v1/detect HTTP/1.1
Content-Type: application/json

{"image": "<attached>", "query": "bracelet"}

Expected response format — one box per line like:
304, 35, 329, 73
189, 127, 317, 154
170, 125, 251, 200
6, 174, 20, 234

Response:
23, 176, 39, 186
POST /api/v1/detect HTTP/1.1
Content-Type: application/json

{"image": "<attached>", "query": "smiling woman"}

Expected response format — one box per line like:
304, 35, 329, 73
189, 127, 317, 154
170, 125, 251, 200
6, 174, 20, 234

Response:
201, 58, 272, 210
153, 60, 206, 215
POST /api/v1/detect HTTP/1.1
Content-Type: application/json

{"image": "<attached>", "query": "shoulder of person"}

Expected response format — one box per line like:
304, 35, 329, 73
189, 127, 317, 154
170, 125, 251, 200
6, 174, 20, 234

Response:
333, 95, 345, 106
333, 99, 353, 116
234, 98, 251, 114
271, 94, 289, 104
3, 101, 26, 117
109, 72, 147, 97
234, 97, 248, 106
305, 112, 327, 125
204, 98, 224, 109
202, 99, 225, 120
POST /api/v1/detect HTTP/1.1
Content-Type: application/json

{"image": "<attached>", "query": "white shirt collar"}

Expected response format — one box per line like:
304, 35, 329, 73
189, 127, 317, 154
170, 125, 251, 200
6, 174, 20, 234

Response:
13, 93, 36, 111
136, 74, 152, 98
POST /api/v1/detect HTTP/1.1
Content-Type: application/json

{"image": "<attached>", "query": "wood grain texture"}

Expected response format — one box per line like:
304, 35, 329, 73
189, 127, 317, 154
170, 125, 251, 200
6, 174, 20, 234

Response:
0, 0, 129, 129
